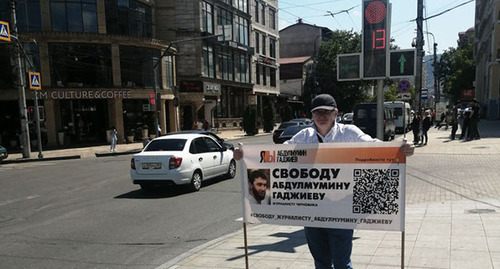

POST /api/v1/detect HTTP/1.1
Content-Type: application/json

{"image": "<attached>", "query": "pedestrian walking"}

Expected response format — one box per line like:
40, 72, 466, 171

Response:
110, 126, 118, 152
233, 94, 415, 269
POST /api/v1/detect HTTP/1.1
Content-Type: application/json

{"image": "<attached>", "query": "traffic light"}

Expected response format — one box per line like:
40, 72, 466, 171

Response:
28, 106, 35, 122
149, 92, 156, 111
363, 0, 388, 79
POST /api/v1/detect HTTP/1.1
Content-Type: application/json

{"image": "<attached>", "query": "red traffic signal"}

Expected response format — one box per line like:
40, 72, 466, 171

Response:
149, 92, 156, 109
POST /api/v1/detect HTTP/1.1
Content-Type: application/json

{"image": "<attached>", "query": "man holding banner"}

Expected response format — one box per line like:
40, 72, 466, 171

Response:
235, 94, 414, 269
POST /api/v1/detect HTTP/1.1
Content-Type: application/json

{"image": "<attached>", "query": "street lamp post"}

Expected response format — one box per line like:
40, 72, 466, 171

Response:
424, 31, 438, 115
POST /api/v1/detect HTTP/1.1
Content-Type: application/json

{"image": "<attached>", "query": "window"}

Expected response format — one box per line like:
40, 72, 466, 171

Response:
236, 53, 249, 83
49, 43, 112, 87
203, 43, 215, 78
255, 32, 260, 54
270, 68, 276, 87
217, 7, 233, 40
218, 47, 233, 81
105, 0, 153, 38
120, 45, 160, 88
235, 16, 249, 46
269, 8, 276, 29
262, 66, 267, 86
269, 37, 276, 58
218, 87, 245, 117
261, 3, 265, 25
50, 0, 98, 33
255, 64, 260, 85
202, 1, 214, 34
261, 35, 266, 55
254, 0, 259, 23
235, 0, 248, 13
220, 0, 232, 5
0, 0, 42, 32
165, 55, 174, 88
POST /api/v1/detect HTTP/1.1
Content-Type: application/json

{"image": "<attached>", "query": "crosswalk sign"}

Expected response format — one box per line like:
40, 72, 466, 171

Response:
29, 72, 42, 90
0, 21, 11, 42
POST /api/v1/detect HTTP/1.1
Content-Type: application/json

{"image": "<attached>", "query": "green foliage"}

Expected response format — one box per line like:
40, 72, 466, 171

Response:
307, 30, 370, 114
280, 105, 293, 122
437, 41, 475, 100
263, 105, 274, 133
243, 106, 257, 135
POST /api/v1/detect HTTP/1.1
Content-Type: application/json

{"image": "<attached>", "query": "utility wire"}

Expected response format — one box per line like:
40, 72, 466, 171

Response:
410, 0, 474, 22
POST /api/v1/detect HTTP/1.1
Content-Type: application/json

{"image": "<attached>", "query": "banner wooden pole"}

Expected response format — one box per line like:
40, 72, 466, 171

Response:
243, 223, 249, 269
401, 231, 405, 269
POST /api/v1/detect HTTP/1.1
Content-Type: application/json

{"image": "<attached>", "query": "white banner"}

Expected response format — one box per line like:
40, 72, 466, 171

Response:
239, 142, 406, 231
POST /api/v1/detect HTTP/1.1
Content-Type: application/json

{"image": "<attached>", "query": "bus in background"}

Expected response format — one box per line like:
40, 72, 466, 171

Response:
384, 101, 411, 133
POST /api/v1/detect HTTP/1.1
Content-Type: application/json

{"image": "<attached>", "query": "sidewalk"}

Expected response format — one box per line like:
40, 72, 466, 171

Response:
2, 128, 270, 163
158, 120, 500, 269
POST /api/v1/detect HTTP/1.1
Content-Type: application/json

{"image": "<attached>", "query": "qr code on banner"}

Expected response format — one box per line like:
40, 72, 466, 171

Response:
352, 169, 400, 214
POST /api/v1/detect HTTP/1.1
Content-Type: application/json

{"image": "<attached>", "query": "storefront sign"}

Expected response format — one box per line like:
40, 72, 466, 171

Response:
180, 81, 203, 92
240, 142, 407, 231
35, 90, 132, 99
203, 82, 220, 95
460, 89, 475, 100
258, 55, 276, 66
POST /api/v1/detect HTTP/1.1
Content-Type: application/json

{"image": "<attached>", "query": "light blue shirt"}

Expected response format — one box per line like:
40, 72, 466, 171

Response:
284, 122, 378, 144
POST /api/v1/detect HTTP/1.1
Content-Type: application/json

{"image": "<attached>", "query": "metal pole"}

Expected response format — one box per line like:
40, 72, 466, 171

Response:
153, 63, 160, 137
415, 0, 424, 116
376, 80, 384, 140
433, 43, 438, 117
10, 0, 30, 158
34, 92, 43, 159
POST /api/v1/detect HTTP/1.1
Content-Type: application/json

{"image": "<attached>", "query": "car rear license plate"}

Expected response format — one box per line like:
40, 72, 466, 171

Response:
142, 162, 162, 169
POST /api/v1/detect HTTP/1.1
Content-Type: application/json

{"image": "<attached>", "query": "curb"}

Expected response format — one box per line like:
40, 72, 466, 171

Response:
0, 155, 81, 164
95, 149, 142, 158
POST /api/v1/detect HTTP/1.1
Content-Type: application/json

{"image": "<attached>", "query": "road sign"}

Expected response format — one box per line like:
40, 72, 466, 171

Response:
28, 72, 41, 90
390, 50, 416, 78
397, 79, 411, 93
362, 0, 389, 79
337, 53, 361, 81
398, 92, 411, 100
0, 21, 10, 42
421, 89, 428, 100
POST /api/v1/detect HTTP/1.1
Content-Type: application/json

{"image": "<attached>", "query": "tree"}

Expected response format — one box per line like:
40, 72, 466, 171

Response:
262, 105, 274, 133
307, 30, 370, 114
242, 106, 257, 135
437, 41, 475, 101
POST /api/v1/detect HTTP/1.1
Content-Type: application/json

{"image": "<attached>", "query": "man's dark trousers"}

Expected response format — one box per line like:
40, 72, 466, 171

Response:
304, 227, 353, 269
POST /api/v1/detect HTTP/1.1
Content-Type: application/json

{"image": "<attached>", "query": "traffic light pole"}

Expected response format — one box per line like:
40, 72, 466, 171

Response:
10, 0, 30, 158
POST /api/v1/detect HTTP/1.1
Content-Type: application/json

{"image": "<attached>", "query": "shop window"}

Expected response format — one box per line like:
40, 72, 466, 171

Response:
50, 0, 98, 33
49, 43, 112, 87
120, 45, 160, 88
105, 0, 152, 38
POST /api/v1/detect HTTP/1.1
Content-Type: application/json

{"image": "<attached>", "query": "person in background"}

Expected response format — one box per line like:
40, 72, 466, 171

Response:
421, 111, 432, 145
234, 94, 415, 269
450, 100, 460, 140
110, 126, 118, 152
460, 104, 472, 140
468, 99, 481, 140
411, 113, 421, 145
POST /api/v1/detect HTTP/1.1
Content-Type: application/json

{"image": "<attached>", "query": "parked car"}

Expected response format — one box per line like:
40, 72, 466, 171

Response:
272, 121, 303, 143
289, 118, 313, 125
275, 123, 313, 144
352, 103, 396, 141
163, 130, 234, 150
341, 112, 354, 124
130, 133, 235, 192
0, 145, 8, 161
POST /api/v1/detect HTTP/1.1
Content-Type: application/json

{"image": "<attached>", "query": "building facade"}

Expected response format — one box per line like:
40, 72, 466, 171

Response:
474, 0, 500, 119
160, 0, 279, 131
0, 0, 178, 151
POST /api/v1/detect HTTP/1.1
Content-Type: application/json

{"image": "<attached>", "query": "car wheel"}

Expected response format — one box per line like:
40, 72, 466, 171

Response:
140, 183, 154, 192
190, 170, 202, 191
391, 131, 395, 140
226, 160, 236, 179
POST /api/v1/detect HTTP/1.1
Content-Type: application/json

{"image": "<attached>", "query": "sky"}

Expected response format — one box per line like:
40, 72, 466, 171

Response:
278, 0, 475, 55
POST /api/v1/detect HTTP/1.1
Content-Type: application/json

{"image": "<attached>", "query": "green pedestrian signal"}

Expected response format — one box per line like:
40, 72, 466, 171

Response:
389, 50, 416, 78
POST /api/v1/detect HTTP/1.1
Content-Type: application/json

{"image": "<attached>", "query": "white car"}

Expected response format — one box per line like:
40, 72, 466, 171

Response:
130, 133, 236, 191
